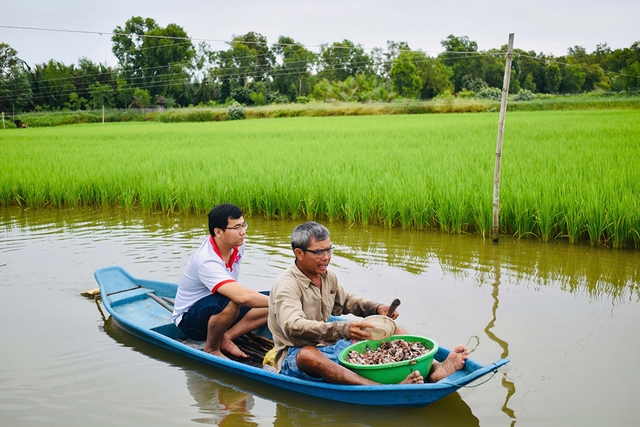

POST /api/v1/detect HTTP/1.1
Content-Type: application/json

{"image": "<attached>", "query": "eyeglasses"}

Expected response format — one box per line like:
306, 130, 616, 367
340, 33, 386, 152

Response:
302, 246, 334, 258
225, 222, 248, 231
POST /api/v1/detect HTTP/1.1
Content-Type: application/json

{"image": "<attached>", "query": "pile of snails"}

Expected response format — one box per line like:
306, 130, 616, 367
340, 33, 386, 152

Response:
345, 339, 429, 365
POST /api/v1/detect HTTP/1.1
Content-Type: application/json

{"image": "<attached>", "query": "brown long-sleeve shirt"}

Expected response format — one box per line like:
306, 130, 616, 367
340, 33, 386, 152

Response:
267, 262, 381, 372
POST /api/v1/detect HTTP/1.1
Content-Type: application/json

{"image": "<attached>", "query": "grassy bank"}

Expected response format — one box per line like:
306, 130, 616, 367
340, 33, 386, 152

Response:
1, 110, 639, 248
6, 94, 640, 128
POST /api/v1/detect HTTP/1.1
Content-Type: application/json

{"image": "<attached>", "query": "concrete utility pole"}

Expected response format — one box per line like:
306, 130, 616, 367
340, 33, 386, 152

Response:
492, 33, 514, 243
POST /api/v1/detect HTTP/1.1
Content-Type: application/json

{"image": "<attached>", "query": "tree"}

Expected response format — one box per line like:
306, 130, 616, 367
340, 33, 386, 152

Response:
604, 42, 640, 91
370, 40, 411, 79
65, 92, 86, 110
190, 41, 219, 105
131, 87, 151, 109
389, 51, 422, 98
439, 35, 483, 92
483, 49, 507, 88
214, 32, 275, 102
318, 40, 372, 82
561, 63, 586, 93
567, 46, 589, 64
310, 74, 391, 102
620, 60, 640, 91
112, 16, 157, 78
144, 23, 196, 102
543, 63, 562, 93
512, 49, 546, 92
272, 36, 316, 100
522, 73, 537, 92
0, 43, 33, 112
74, 57, 116, 102
30, 60, 76, 109
116, 77, 135, 109
88, 82, 115, 109
583, 64, 607, 91
407, 50, 454, 98
112, 17, 195, 99
216, 32, 274, 88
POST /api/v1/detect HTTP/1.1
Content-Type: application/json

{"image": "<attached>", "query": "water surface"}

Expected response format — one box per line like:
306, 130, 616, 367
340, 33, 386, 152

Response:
1, 207, 638, 426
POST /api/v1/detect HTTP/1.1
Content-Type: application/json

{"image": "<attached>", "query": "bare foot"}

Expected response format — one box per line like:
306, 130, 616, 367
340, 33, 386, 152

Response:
428, 344, 469, 382
400, 370, 424, 384
220, 337, 248, 359
204, 348, 229, 359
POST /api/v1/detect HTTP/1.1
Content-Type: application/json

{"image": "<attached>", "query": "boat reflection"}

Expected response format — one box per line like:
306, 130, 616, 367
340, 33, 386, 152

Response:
102, 316, 481, 426
185, 370, 258, 426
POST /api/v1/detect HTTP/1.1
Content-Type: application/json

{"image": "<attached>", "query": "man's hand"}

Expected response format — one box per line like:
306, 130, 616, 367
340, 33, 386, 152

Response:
348, 321, 375, 341
376, 304, 399, 320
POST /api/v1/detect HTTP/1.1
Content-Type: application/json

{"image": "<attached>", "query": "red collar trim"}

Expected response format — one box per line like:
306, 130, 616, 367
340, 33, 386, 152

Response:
209, 235, 239, 272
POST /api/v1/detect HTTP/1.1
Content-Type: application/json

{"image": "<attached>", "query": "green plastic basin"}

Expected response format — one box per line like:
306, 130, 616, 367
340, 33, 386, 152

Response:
338, 335, 438, 384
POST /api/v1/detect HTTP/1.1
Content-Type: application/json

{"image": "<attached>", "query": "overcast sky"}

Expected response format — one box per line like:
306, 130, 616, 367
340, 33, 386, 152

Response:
2, 0, 639, 68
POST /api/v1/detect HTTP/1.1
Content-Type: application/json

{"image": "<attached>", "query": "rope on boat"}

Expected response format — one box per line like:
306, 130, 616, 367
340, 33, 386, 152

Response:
439, 369, 499, 388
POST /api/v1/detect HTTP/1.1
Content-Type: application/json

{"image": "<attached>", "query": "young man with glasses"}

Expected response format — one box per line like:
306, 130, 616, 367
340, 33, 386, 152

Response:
172, 203, 269, 359
268, 221, 469, 385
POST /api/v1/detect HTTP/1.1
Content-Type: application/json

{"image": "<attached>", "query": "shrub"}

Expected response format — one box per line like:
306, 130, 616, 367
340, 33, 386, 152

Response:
462, 76, 488, 92
513, 89, 535, 101
476, 87, 502, 101
457, 89, 475, 99
269, 93, 290, 104
250, 92, 267, 106
231, 87, 252, 105
227, 102, 245, 120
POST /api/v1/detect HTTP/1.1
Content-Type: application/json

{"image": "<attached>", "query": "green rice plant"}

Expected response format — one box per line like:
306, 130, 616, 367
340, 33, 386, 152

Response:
561, 199, 587, 244
584, 194, 612, 247
501, 193, 535, 239
434, 199, 452, 233
259, 190, 278, 220
398, 198, 414, 230
534, 198, 560, 242
279, 186, 302, 221
379, 188, 400, 229
119, 185, 138, 212
0, 183, 11, 205
2, 110, 639, 248
301, 194, 318, 221
470, 192, 492, 238
606, 195, 637, 249
357, 191, 374, 226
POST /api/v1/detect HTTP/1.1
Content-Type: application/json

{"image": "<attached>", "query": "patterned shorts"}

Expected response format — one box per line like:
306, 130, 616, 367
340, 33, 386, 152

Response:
280, 339, 354, 382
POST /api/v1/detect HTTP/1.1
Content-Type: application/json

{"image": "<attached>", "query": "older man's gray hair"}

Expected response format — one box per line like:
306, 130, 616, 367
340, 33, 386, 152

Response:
291, 221, 330, 250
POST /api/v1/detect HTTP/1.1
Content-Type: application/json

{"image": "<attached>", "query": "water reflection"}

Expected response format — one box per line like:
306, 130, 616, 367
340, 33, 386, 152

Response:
2, 206, 638, 304
102, 316, 480, 426
185, 371, 257, 426
326, 223, 640, 304
3, 207, 640, 426
485, 244, 517, 422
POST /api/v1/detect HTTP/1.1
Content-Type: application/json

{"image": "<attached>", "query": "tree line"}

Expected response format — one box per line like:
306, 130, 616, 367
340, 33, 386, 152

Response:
1, 15, 639, 113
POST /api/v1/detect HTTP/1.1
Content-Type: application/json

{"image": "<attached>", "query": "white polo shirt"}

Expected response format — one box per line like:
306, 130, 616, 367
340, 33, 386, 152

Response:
172, 235, 244, 326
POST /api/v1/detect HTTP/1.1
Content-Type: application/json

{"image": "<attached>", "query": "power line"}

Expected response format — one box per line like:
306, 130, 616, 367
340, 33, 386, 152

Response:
1, 23, 487, 55
0, 52, 496, 101
2, 28, 637, 105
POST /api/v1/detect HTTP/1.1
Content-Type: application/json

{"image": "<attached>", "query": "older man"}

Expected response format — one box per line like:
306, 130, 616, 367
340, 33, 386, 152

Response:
268, 221, 469, 385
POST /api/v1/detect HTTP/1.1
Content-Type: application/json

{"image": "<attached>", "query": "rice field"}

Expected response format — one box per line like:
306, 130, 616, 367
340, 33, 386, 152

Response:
1, 110, 639, 248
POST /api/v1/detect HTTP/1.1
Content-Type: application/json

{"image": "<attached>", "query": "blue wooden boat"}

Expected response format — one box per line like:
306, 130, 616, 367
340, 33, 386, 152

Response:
94, 266, 509, 408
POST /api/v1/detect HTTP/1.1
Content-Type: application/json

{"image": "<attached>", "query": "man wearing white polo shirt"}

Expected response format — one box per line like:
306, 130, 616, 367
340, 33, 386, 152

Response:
173, 203, 269, 359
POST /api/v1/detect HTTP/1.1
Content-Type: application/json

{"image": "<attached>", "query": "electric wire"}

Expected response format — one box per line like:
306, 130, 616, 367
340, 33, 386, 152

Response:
1, 24, 637, 106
